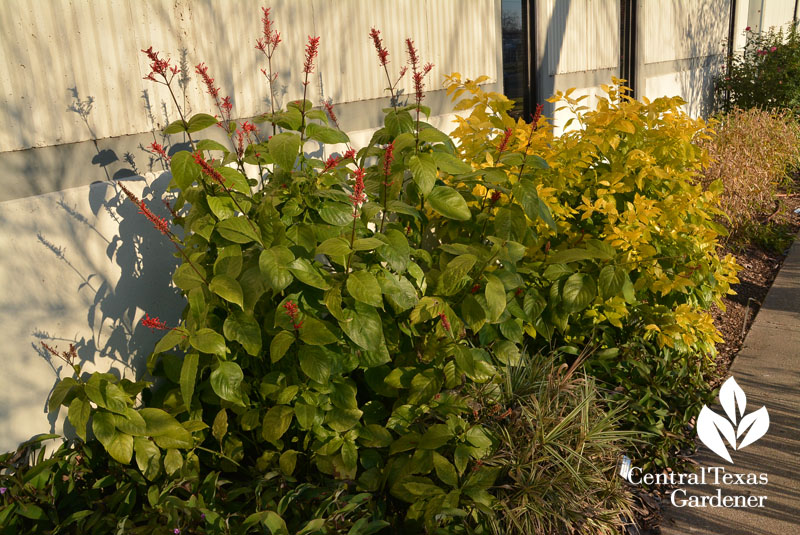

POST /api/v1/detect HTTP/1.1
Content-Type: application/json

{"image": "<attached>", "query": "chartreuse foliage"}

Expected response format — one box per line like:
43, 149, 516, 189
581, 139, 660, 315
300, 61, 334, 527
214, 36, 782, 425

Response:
442, 75, 740, 471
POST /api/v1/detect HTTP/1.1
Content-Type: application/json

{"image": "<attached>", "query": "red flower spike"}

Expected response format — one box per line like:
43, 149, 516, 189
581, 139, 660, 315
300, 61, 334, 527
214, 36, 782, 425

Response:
498, 128, 513, 154
349, 168, 367, 214
470, 283, 481, 294
343, 149, 356, 160
369, 28, 390, 66
141, 47, 172, 81
323, 154, 341, 172
532, 103, 544, 130
490, 190, 502, 205
405, 39, 419, 69
192, 152, 226, 186
195, 63, 220, 100
256, 7, 281, 53
118, 182, 170, 236
439, 313, 451, 331
323, 100, 339, 127
303, 36, 321, 77
149, 141, 170, 162
283, 300, 303, 330
141, 313, 170, 331
383, 142, 395, 179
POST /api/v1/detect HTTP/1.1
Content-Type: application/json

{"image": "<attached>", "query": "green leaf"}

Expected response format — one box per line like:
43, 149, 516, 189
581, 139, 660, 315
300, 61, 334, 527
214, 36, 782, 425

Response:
140, 408, 193, 449
298, 346, 332, 383
378, 272, 419, 312
352, 237, 385, 251
164, 448, 183, 475
339, 301, 383, 351
214, 244, 243, 278
461, 295, 486, 332
358, 424, 393, 447
427, 186, 471, 220
316, 236, 351, 257
299, 316, 338, 346
513, 179, 540, 222
432, 151, 471, 174
48, 377, 78, 412
433, 452, 459, 487
216, 217, 262, 245
262, 405, 294, 443
212, 409, 228, 441
485, 274, 506, 322
93, 411, 133, 464
210, 274, 244, 309
163, 119, 188, 135
347, 270, 383, 307
562, 273, 597, 313
134, 437, 162, 480
326, 407, 363, 432
85, 375, 129, 415
270, 331, 295, 363
543, 263, 574, 281
180, 353, 199, 410
305, 122, 350, 144
269, 132, 301, 171
197, 139, 229, 153
68, 397, 91, 441
438, 254, 477, 295
260, 246, 295, 292
330, 380, 358, 409
319, 201, 354, 226
418, 127, 451, 145
378, 229, 411, 272
408, 369, 442, 404
599, 265, 627, 298
217, 167, 251, 194
170, 151, 199, 190
279, 450, 298, 476
288, 258, 331, 290
493, 206, 527, 240
186, 113, 219, 133
409, 154, 437, 195
419, 424, 454, 449
113, 407, 147, 436
548, 248, 596, 264
523, 289, 546, 320
223, 310, 262, 356
538, 198, 557, 230
210, 361, 245, 405
190, 328, 227, 356
173, 262, 206, 291
154, 327, 185, 354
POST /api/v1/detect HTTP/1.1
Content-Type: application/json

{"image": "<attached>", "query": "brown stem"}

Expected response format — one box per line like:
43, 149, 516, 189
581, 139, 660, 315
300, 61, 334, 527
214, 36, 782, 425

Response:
345, 210, 359, 276
268, 55, 277, 137
164, 78, 195, 152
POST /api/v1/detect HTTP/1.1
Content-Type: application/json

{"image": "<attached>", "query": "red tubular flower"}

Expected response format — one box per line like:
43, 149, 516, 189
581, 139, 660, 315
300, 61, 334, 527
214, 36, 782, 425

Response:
195, 62, 220, 100
192, 152, 226, 187
490, 190, 502, 205
141, 313, 169, 331
439, 313, 451, 331
498, 128, 513, 154
323, 154, 341, 172
405, 39, 419, 69
283, 300, 302, 330
383, 142, 395, 179
342, 149, 356, 160
141, 47, 175, 82
256, 7, 282, 54
236, 130, 245, 158
149, 141, 170, 162
303, 36, 321, 78
532, 103, 544, 131
323, 100, 339, 127
350, 168, 367, 214
470, 283, 481, 294
369, 28, 390, 66
118, 182, 171, 236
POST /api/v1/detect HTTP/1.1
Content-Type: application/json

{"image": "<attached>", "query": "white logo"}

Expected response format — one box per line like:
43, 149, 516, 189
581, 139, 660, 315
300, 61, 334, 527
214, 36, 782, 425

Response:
696, 377, 769, 463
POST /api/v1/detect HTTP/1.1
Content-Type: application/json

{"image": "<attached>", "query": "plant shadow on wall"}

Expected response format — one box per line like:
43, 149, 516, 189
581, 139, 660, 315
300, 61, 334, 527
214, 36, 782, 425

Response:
27, 86, 185, 437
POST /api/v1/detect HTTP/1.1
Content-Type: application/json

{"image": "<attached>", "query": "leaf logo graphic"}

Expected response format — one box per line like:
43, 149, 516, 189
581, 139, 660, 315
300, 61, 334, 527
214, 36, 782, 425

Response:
696, 377, 769, 463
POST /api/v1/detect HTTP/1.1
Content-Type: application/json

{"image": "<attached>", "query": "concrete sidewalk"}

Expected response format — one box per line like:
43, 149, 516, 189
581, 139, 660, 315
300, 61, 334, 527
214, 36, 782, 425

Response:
659, 238, 800, 534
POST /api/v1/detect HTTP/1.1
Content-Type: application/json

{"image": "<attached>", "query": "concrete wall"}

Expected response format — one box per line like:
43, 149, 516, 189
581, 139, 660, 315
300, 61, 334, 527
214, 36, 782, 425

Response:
0, 0, 503, 452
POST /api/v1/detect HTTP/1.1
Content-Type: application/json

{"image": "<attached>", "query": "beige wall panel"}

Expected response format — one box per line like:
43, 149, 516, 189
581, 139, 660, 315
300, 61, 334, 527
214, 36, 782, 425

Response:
0, 0, 499, 153
540, 0, 618, 75
760, 0, 797, 31
642, 0, 730, 65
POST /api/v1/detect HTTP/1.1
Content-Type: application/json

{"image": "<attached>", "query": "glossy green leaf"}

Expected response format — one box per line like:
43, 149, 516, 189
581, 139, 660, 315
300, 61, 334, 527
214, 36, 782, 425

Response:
432, 151, 471, 174
186, 113, 219, 133
68, 397, 91, 441
164, 448, 183, 475
134, 437, 162, 480
298, 346, 332, 383
485, 274, 506, 322
409, 154, 437, 195
210, 274, 244, 309
306, 122, 349, 144
190, 328, 227, 356
269, 132, 301, 171
298, 316, 338, 346
180, 353, 199, 410
288, 258, 331, 290
216, 217, 262, 245
562, 272, 597, 313
210, 361, 245, 405
259, 246, 295, 292
347, 270, 383, 307
262, 405, 294, 443
270, 330, 295, 363
223, 310, 262, 355
599, 265, 627, 298
427, 186, 471, 221
170, 151, 199, 190
339, 302, 383, 351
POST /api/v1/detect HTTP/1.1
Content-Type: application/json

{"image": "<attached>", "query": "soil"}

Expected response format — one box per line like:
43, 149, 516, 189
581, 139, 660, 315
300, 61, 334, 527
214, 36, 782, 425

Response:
631, 194, 800, 534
